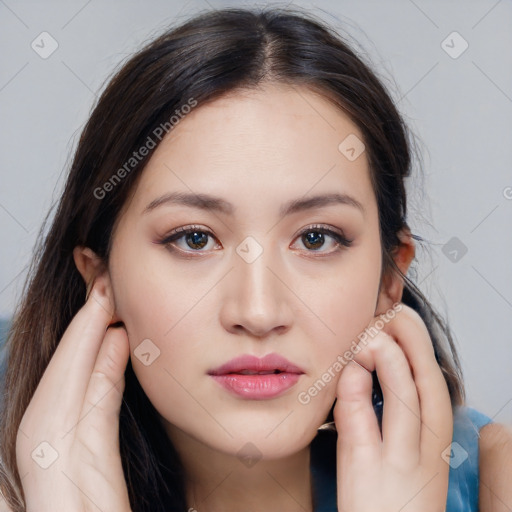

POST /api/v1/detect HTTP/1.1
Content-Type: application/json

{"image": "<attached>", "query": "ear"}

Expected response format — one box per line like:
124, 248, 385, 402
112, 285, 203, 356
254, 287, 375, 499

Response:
375, 226, 415, 316
73, 246, 120, 323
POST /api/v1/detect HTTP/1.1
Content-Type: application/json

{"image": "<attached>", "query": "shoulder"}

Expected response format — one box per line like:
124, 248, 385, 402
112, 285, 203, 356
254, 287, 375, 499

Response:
479, 421, 512, 511
479, 421, 512, 459
480, 421, 512, 446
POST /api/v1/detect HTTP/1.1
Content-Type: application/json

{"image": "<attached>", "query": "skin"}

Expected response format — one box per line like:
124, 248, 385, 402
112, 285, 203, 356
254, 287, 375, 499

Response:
13, 83, 512, 512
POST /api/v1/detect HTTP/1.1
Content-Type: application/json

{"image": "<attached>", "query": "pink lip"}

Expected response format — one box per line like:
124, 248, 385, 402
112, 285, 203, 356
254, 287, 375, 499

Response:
208, 353, 305, 400
208, 353, 305, 375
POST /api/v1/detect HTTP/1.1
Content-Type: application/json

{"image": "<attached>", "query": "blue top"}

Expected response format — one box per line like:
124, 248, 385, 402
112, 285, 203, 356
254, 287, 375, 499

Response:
310, 405, 494, 512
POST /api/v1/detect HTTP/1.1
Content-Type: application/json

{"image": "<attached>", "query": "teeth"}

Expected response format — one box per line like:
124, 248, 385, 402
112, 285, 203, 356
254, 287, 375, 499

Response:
238, 370, 280, 375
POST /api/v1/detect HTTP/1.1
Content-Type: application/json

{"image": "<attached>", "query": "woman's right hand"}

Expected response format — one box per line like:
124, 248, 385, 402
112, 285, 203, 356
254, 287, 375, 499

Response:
16, 280, 132, 512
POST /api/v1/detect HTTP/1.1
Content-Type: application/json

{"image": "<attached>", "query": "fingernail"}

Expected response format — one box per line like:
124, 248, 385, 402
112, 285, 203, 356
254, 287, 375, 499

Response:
351, 359, 371, 373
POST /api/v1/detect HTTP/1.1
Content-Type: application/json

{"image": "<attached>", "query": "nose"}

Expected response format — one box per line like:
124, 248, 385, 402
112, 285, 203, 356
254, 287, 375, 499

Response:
219, 245, 294, 339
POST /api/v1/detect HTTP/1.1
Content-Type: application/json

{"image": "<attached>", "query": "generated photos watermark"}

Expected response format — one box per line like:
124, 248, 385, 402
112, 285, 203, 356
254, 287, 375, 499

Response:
93, 97, 198, 200
297, 301, 403, 405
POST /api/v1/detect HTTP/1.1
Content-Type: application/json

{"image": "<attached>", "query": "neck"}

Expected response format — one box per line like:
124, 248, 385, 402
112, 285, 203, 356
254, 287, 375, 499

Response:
164, 422, 315, 512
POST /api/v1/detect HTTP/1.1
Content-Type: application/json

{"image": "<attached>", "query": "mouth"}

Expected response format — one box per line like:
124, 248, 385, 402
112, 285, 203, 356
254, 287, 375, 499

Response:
234, 369, 285, 375
207, 352, 305, 376
207, 353, 304, 400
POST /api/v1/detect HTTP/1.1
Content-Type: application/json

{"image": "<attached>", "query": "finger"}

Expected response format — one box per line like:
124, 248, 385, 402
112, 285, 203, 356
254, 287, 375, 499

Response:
334, 359, 381, 463
21, 280, 114, 431
376, 305, 453, 459
21, 325, 130, 512
360, 330, 421, 466
76, 325, 130, 453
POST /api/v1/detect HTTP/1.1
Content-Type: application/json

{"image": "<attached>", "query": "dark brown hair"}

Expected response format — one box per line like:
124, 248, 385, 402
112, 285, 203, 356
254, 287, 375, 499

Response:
0, 6, 465, 511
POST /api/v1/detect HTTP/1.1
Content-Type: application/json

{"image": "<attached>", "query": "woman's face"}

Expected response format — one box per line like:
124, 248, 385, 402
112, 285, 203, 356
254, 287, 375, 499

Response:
108, 83, 383, 459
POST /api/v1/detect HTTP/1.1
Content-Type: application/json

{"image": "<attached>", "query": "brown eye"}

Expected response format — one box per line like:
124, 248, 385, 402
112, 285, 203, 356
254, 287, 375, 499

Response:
302, 231, 326, 250
159, 225, 220, 254
183, 231, 209, 250
293, 225, 353, 254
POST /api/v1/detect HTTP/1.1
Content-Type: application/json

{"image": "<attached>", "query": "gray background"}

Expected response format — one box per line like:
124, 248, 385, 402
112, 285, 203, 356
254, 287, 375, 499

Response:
0, 0, 511, 422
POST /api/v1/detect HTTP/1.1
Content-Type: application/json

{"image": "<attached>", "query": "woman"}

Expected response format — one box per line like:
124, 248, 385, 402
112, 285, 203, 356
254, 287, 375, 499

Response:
1, 6, 511, 512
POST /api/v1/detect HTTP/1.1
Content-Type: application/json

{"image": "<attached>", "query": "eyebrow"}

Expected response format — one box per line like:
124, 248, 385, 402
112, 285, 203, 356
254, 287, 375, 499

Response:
143, 191, 365, 217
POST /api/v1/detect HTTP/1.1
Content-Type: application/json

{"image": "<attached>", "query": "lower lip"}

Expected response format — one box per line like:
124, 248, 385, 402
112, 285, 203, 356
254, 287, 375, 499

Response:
210, 372, 302, 399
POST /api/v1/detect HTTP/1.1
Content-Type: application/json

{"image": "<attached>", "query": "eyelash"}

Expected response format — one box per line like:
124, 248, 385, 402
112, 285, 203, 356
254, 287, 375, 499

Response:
158, 224, 353, 257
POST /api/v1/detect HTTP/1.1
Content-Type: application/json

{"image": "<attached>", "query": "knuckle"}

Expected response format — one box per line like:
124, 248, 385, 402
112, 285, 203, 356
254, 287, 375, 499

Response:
90, 368, 115, 392
87, 369, 124, 409
398, 304, 428, 332
366, 330, 395, 353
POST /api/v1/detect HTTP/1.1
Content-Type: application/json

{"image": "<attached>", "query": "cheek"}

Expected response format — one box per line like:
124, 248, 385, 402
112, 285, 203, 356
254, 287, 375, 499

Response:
109, 249, 209, 406
317, 265, 379, 343
302, 260, 380, 396
110, 245, 195, 343
328, 280, 378, 340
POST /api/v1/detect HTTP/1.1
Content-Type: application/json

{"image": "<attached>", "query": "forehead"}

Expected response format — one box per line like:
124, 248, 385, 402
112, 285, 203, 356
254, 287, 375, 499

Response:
126, 83, 376, 219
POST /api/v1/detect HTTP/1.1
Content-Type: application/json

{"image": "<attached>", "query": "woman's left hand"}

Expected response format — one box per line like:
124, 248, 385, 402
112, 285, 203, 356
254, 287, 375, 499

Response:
334, 303, 453, 512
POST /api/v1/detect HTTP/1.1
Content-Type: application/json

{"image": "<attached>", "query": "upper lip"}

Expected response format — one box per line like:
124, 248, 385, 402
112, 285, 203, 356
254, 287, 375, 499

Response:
208, 353, 305, 375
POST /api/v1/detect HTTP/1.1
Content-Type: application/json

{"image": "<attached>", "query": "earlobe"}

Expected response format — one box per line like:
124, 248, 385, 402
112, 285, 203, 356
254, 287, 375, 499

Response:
89, 274, 117, 322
